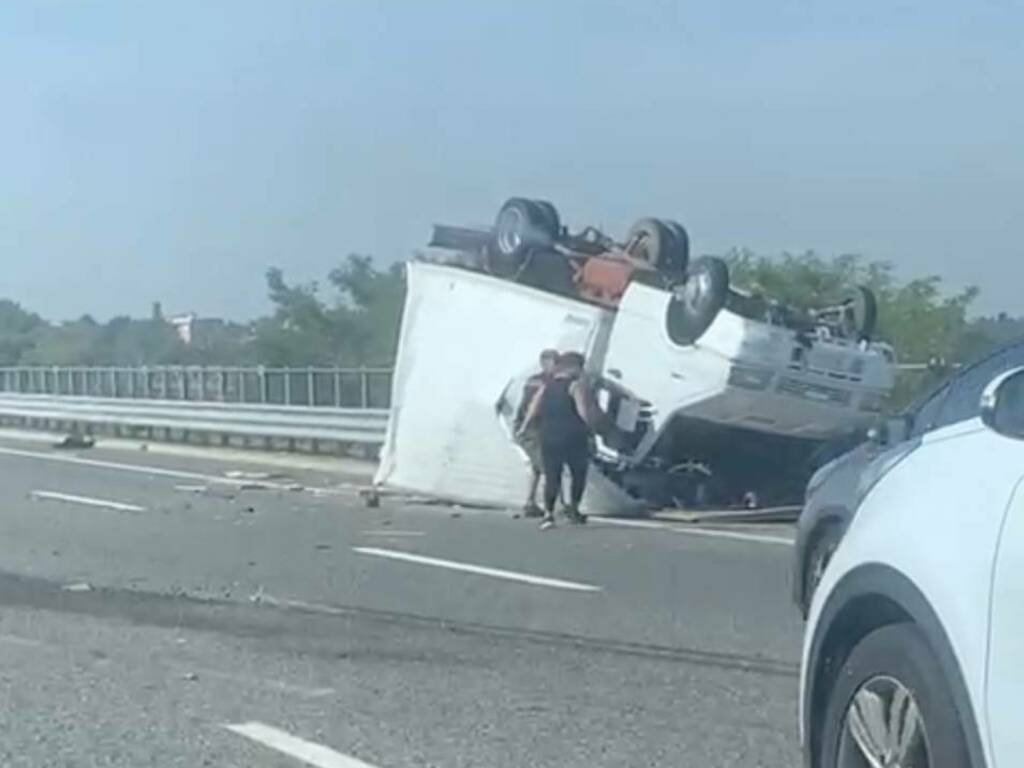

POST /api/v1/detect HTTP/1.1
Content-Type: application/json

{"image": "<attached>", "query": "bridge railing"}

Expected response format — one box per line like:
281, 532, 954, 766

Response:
0, 366, 393, 409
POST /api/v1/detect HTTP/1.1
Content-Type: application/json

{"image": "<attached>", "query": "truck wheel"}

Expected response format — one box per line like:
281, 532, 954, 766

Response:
530, 199, 561, 238
626, 218, 688, 275
666, 256, 730, 345
840, 286, 878, 341
661, 219, 690, 276
491, 198, 558, 276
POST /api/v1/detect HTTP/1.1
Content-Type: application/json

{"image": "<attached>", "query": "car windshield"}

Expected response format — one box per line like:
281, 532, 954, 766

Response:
0, 3, 1019, 766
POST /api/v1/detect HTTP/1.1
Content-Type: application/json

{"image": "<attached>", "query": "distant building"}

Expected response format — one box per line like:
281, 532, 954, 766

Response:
170, 313, 197, 344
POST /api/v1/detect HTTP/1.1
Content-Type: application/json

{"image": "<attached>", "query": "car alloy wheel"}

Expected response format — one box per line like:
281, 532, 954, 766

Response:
837, 675, 930, 768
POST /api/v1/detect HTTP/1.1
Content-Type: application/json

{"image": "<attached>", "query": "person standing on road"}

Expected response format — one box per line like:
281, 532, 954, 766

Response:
518, 351, 594, 530
514, 348, 559, 517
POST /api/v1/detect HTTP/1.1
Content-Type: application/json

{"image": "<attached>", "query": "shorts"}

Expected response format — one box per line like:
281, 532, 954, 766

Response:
517, 430, 543, 472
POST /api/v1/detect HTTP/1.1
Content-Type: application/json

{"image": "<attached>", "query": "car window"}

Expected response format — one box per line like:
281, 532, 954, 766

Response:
909, 384, 950, 437
994, 372, 1024, 435
938, 345, 1024, 428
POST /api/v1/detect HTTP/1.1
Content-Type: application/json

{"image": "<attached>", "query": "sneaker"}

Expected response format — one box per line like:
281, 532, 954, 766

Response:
565, 507, 588, 525
540, 514, 556, 530
523, 502, 544, 519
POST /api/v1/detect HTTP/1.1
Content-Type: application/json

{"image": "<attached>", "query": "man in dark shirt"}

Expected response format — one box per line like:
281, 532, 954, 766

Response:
514, 349, 559, 517
517, 351, 593, 529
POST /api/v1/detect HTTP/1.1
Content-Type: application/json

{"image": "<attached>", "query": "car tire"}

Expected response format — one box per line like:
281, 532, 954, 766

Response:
666, 256, 730, 345
817, 622, 973, 768
802, 524, 843, 618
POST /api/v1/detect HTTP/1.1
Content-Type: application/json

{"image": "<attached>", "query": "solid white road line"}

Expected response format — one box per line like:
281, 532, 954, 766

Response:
360, 530, 426, 537
30, 490, 145, 513
224, 722, 378, 768
353, 546, 602, 592
595, 517, 794, 546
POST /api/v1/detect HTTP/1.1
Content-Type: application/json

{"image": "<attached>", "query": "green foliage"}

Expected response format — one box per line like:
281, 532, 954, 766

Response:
0, 255, 406, 369
0, 300, 45, 365
250, 255, 405, 367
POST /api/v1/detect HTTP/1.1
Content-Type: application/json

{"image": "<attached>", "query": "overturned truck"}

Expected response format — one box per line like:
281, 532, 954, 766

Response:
374, 198, 896, 515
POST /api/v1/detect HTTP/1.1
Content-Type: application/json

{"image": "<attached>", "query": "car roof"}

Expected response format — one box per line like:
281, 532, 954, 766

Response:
905, 335, 1024, 414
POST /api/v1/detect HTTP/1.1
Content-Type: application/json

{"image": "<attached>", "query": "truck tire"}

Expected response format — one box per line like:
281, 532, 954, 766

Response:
661, 219, 690, 276
530, 199, 561, 238
841, 286, 878, 341
666, 256, 730, 345
626, 218, 688, 275
491, 198, 558, 277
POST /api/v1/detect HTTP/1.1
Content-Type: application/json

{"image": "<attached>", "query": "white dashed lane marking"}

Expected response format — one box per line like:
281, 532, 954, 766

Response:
224, 722, 379, 768
353, 546, 602, 592
30, 490, 146, 513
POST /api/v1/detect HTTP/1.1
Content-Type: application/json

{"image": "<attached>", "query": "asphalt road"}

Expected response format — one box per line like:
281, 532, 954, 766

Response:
0, 433, 804, 767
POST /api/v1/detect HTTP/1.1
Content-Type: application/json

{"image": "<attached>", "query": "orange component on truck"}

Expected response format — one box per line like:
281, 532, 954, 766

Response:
577, 258, 635, 305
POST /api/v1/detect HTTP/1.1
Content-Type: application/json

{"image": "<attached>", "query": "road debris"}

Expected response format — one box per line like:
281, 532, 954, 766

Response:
54, 434, 95, 450
174, 485, 208, 494
224, 470, 282, 481
61, 581, 93, 593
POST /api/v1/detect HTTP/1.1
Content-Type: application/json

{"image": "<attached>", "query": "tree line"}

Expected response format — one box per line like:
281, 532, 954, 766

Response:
1, 249, 1020, 407
0, 255, 404, 370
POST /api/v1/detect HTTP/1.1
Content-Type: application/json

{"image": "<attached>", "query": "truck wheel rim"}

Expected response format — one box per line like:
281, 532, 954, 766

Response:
837, 675, 930, 768
682, 271, 711, 312
496, 208, 524, 254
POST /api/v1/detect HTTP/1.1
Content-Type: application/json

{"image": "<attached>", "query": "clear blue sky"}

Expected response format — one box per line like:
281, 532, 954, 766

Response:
1, 1, 1020, 320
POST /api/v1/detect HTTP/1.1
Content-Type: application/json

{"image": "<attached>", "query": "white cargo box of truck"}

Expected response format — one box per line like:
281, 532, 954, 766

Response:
374, 261, 637, 512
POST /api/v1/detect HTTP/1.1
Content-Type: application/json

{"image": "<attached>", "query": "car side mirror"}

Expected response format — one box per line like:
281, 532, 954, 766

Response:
981, 367, 1024, 438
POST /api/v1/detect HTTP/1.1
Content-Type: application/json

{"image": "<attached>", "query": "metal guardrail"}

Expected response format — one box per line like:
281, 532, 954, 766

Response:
0, 393, 389, 445
0, 366, 392, 408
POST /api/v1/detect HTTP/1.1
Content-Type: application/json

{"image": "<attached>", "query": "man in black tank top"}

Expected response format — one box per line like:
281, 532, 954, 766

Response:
517, 351, 593, 529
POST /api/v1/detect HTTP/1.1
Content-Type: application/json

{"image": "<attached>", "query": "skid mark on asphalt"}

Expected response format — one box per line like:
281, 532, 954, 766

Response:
0, 571, 796, 678
225, 722, 379, 768
353, 546, 602, 592
594, 517, 794, 546
30, 490, 146, 513
260, 593, 798, 678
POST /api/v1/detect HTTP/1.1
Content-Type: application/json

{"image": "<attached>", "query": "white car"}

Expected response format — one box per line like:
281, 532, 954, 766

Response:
800, 357, 1024, 768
